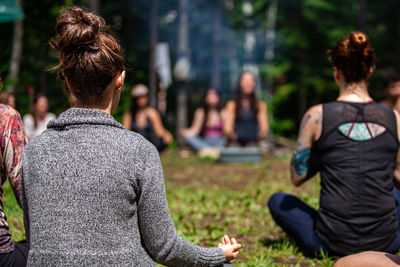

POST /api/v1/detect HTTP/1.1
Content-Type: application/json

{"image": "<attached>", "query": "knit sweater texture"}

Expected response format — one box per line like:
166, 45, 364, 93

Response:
22, 108, 226, 266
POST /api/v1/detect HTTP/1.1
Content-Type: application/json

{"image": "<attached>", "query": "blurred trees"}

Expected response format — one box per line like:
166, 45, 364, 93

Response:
1, 0, 400, 138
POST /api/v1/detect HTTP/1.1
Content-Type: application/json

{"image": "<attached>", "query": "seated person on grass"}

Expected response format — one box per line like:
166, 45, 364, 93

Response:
0, 77, 28, 267
268, 31, 400, 257
381, 73, 400, 113
122, 84, 173, 152
21, 6, 240, 267
180, 88, 226, 158
224, 71, 269, 146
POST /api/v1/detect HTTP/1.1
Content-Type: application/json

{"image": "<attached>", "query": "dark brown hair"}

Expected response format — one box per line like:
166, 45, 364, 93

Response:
329, 31, 374, 83
234, 72, 259, 116
50, 6, 125, 106
383, 73, 400, 89
0, 91, 13, 105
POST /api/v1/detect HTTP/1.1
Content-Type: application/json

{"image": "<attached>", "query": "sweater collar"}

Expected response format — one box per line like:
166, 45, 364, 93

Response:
47, 108, 124, 130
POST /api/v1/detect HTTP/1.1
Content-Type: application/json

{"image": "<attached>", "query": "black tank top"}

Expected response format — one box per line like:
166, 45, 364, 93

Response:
314, 101, 399, 255
132, 117, 153, 141
234, 107, 258, 143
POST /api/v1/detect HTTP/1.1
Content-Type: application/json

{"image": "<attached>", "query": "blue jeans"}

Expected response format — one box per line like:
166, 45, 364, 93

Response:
268, 191, 400, 257
185, 135, 226, 152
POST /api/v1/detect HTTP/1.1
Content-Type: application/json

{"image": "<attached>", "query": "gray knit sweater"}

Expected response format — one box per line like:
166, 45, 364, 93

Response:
22, 108, 226, 267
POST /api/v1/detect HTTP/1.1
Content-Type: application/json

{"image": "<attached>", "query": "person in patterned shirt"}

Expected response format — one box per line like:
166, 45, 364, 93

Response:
0, 104, 28, 266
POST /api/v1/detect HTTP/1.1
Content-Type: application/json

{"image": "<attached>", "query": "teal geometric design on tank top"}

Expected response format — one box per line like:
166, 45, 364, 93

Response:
338, 122, 386, 141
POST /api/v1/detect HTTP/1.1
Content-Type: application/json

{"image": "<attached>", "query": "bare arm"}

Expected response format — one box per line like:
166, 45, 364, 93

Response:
223, 101, 236, 140
393, 110, 400, 188
257, 101, 269, 138
180, 108, 205, 137
122, 112, 132, 130
147, 108, 173, 144
290, 105, 322, 187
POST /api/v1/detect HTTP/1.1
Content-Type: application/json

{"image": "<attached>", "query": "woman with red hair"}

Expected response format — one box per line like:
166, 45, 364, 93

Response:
268, 32, 400, 257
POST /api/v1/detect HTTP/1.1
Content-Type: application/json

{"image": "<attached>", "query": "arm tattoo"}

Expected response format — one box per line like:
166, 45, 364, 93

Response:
292, 148, 311, 176
315, 110, 322, 124
299, 114, 311, 133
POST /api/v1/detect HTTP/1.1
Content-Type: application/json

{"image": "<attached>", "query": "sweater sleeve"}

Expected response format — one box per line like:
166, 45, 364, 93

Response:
135, 139, 226, 267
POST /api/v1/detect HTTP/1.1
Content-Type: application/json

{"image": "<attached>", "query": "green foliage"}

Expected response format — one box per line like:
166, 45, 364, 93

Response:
2, 0, 400, 138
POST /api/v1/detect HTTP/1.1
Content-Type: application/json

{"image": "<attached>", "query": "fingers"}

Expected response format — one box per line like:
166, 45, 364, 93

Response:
231, 237, 237, 245
232, 243, 241, 252
223, 235, 231, 245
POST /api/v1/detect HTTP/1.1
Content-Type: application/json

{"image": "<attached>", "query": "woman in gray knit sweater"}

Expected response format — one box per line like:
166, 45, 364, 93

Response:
21, 6, 240, 267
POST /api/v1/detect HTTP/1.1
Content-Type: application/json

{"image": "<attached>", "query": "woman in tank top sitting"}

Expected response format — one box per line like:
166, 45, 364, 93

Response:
180, 88, 226, 157
122, 84, 173, 152
224, 71, 269, 146
267, 31, 400, 257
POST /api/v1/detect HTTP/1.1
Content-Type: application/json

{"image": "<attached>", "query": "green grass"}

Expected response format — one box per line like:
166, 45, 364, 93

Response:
6, 150, 336, 266
3, 180, 25, 241
160, 150, 335, 266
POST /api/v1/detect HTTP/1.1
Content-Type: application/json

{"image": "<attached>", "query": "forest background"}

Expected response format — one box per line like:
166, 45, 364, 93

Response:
1, 0, 400, 139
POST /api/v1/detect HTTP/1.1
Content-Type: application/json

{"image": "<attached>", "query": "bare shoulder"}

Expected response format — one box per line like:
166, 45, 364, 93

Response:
307, 104, 322, 115
194, 107, 205, 117
299, 104, 323, 141
258, 100, 267, 111
146, 107, 160, 119
225, 100, 236, 110
305, 104, 322, 123
122, 112, 131, 119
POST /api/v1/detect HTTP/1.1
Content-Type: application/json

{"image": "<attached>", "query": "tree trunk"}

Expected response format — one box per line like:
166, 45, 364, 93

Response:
175, 0, 189, 146
88, 0, 100, 13
39, 0, 47, 94
149, 0, 159, 108
298, 0, 307, 117
358, 0, 366, 31
397, 1, 400, 72
8, 18, 24, 93
211, 2, 221, 90
265, 0, 277, 62
39, 43, 48, 94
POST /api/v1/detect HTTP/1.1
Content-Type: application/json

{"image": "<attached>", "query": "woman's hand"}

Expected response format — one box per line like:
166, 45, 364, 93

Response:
218, 235, 241, 262
258, 129, 268, 139
180, 128, 192, 138
227, 132, 237, 142
162, 131, 173, 145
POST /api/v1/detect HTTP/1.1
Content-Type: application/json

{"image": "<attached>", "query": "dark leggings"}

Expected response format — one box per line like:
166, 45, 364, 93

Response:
268, 191, 400, 257
0, 240, 29, 267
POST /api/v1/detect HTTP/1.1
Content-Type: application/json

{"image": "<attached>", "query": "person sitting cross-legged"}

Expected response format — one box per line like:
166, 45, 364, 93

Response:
21, 6, 240, 266
268, 31, 400, 257
0, 104, 28, 267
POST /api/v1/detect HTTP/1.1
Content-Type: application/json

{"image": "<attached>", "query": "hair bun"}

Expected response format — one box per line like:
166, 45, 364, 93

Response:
53, 6, 104, 53
349, 31, 368, 52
